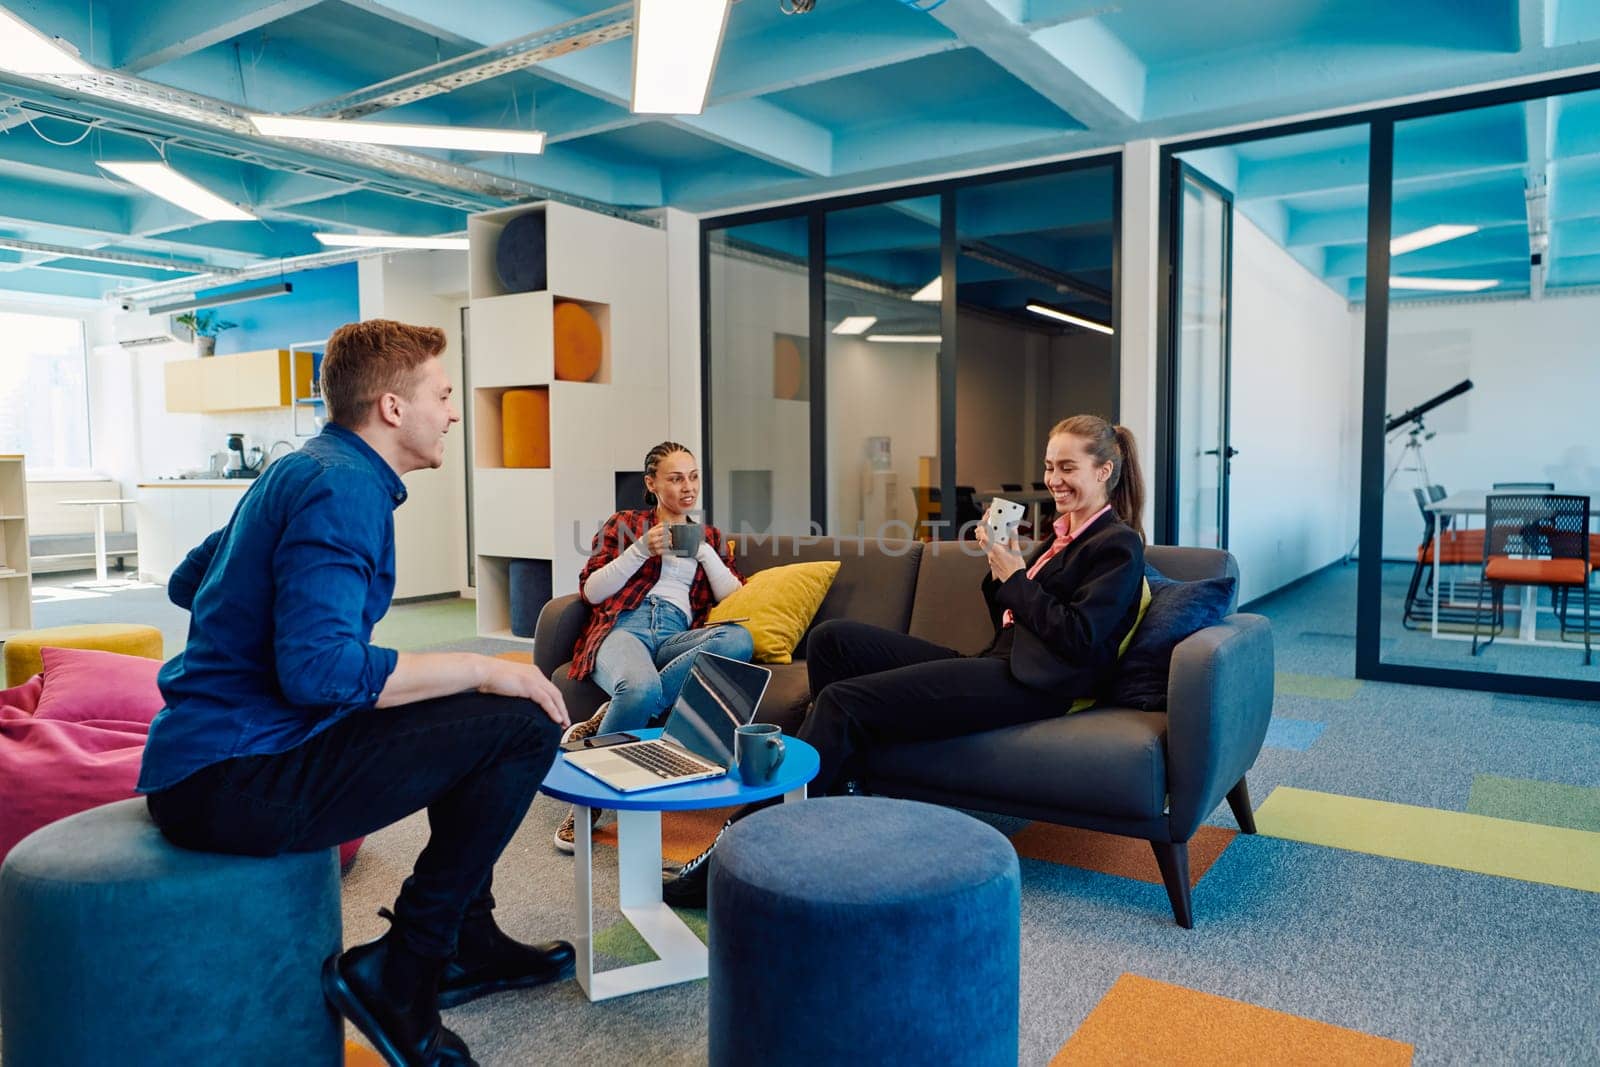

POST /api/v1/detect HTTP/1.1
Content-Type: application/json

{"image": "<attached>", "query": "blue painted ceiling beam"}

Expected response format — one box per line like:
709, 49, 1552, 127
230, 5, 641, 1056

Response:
707, 0, 960, 105
928, 1, 1142, 127
112, 0, 323, 74
0, 268, 117, 301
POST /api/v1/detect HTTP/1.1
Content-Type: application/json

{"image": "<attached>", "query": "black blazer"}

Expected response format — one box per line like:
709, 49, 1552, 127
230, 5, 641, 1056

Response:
980, 510, 1145, 695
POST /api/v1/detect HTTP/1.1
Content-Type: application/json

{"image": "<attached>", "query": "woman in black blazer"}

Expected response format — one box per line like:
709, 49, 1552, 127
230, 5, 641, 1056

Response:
664, 416, 1146, 906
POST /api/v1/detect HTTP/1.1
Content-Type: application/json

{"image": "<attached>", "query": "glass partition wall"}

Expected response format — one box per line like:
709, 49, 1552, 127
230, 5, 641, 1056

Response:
703, 157, 1120, 542
1372, 90, 1600, 692
1161, 73, 1600, 700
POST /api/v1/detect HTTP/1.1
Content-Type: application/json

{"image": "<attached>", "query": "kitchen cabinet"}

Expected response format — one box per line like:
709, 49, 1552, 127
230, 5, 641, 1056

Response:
136, 482, 252, 581
163, 349, 313, 413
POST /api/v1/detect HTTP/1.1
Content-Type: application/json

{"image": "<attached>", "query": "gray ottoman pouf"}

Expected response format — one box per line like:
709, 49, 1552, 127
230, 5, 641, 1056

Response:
708, 796, 1021, 1067
0, 798, 342, 1067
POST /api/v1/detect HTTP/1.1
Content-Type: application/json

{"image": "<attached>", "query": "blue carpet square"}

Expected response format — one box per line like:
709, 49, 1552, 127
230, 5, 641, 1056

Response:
1262, 717, 1326, 752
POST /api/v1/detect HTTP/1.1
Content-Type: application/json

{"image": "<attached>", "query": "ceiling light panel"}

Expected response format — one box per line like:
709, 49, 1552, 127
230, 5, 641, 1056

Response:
98, 162, 255, 221
866, 334, 941, 344
0, 8, 93, 75
251, 115, 546, 154
1389, 276, 1499, 292
831, 316, 877, 335
911, 277, 941, 302
1026, 303, 1115, 335
315, 233, 470, 251
1390, 224, 1479, 256
631, 0, 732, 115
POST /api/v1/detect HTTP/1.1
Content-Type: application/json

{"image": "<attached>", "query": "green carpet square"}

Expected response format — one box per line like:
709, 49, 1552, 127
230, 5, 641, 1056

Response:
1275, 672, 1363, 700
592, 908, 709, 965
372, 598, 478, 651
1468, 775, 1600, 833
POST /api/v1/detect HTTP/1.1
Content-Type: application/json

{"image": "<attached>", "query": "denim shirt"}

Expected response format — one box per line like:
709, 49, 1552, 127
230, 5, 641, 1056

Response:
137, 423, 406, 792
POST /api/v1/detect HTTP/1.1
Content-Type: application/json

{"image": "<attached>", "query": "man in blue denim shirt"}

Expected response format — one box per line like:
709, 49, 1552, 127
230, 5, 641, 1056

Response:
142, 320, 571, 1067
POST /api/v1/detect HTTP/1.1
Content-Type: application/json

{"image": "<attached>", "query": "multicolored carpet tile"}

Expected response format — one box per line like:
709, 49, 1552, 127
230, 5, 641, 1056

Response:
1052, 974, 1414, 1065
1010, 823, 1237, 887
593, 908, 709, 966
1274, 672, 1363, 699
591, 806, 737, 866
1256, 786, 1600, 893
1262, 716, 1327, 751
1466, 774, 1600, 833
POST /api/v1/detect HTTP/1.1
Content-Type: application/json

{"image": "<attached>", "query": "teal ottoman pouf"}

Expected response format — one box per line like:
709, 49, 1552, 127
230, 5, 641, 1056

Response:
708, 796, 1021, 1067
0, 798, 342, 1067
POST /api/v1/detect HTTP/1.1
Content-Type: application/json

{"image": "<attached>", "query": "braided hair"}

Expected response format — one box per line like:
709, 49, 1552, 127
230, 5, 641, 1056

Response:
642, 441, 692, 506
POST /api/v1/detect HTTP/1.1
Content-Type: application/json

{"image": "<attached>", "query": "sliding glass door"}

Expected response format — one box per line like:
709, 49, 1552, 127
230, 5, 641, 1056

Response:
1171, 165, 1234, 548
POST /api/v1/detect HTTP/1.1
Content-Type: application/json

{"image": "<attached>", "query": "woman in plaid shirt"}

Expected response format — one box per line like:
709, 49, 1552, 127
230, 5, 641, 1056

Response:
553, 441, 753, 851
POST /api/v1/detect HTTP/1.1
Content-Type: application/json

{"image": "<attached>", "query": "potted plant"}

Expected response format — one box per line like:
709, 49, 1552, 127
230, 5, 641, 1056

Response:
175, 310, 238, 357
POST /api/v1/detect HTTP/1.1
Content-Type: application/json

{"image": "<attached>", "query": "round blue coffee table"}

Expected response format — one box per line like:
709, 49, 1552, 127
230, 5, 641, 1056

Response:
541, 728, 818, 1002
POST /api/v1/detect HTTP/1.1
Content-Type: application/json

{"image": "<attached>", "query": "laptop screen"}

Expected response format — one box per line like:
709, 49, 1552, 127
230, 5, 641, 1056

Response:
662, 653, 770, 767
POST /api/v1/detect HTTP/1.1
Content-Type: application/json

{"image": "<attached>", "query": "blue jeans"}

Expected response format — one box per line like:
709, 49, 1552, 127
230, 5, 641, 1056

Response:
591, 597, 756, 733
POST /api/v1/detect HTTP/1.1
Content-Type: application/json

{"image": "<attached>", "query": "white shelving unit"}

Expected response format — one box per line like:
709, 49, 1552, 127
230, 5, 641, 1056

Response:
0, 455, 33, 639
468, 202, 670, 643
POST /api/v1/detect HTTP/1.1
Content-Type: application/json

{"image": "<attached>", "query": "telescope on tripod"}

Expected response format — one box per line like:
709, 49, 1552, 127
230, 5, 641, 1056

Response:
1344, 378, 1474, 563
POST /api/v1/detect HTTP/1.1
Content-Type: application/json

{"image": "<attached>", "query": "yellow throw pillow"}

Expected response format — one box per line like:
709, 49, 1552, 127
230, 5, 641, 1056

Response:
1068, 577, 1153, 714
705, 561, 842, 664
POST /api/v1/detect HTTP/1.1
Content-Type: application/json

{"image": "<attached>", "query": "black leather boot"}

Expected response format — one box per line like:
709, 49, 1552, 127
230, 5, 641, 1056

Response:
322, 911, 477, 1067
436, 914, 575, 1009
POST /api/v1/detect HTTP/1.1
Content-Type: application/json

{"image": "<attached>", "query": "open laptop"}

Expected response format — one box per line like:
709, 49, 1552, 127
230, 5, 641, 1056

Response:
563, 652, 772, 793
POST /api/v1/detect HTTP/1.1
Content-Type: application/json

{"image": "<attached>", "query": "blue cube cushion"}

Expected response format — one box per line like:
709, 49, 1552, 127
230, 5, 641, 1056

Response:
1108, 563, 1236, 711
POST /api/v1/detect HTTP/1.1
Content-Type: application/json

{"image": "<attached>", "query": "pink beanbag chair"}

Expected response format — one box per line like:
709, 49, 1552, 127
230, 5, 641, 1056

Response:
0, 647, 362, 870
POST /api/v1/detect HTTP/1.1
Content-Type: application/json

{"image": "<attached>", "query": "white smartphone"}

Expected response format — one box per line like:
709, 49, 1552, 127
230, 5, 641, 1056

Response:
983, 497, 1026, 546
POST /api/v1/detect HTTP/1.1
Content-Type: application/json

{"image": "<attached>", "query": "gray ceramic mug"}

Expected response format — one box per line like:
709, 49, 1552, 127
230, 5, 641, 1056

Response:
734, 723, 786, 785
669, 523, 705, 557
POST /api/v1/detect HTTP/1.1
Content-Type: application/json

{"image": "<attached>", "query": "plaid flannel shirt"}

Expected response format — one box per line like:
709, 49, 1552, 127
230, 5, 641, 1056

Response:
567, 509, 741, 681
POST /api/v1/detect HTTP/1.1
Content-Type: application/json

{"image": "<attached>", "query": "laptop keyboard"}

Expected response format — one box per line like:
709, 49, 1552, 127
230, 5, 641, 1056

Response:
615, 742, 715, 779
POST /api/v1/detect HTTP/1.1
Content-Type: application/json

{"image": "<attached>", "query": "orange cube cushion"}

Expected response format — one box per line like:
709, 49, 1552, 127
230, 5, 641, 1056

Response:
553, 301, 602, 382
502, 388, 550, 468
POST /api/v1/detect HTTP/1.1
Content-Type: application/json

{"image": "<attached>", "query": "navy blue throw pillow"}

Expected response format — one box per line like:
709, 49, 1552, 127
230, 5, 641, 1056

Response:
1109, 563, 1236, 711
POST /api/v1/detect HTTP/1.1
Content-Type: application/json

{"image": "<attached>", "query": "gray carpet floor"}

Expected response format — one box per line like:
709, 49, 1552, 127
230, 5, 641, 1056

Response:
26, 565, 1600, 1065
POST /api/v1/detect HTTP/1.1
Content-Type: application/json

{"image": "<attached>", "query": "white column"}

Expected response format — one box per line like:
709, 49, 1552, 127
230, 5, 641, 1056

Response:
663, 208, 702, 453
1119, 139, 1161, 542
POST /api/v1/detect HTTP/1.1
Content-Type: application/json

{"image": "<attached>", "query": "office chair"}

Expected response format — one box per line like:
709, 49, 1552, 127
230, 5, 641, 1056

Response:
1471, 493, 1590, 665
1492, 481, 1555, 491
1402, 488, 1484, 629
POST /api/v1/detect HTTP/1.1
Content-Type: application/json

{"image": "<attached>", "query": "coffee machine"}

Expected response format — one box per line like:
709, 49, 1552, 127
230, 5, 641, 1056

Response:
225, 433, 264, 479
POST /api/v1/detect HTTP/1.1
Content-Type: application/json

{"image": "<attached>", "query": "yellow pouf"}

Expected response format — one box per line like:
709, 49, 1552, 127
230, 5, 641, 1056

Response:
3, 623, 165, 686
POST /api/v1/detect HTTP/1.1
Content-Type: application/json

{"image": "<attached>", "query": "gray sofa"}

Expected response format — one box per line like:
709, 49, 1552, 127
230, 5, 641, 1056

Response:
533, 535, 1274, 927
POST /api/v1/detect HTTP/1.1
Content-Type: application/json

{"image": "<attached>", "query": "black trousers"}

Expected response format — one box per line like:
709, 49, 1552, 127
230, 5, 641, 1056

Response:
796, 619, 1068, 795
147, 691, 561, 959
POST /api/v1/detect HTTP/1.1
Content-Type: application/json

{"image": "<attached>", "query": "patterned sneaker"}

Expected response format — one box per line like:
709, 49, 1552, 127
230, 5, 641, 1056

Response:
553, 806, 603, 854
560, 701, 610, 747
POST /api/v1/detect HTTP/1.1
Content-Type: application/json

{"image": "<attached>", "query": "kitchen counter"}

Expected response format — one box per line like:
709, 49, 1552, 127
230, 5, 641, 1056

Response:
139, 480, 256, 488
136, 483, 252, 581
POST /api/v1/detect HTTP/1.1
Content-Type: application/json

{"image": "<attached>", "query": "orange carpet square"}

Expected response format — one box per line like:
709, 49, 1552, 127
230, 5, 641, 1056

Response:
345, 1040, 385, 1067
1052, 974, 1414, 1066
592, 806, 740, 865
494, 651, 534, 664
1009, 823, 1236, 886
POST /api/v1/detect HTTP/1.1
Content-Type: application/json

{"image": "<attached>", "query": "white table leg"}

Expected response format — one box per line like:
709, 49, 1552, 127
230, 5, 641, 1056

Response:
1430, 522, 1441, 637
574, 803, 595, 999
784, 785, 807, 803
93, 505, 108, 584
578, 807, 708, 1002
1518, 584, 1538, 642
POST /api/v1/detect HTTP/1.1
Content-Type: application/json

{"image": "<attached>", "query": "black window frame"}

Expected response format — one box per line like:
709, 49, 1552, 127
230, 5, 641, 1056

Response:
1156, 69, 1600, 702
699, 151, 1123, 538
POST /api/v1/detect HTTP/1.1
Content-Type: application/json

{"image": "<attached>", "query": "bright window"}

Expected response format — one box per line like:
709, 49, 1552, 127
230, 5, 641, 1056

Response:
0, 310, 92, 474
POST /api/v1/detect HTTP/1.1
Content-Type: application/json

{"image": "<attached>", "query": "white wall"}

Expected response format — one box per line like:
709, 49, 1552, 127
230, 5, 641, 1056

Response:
1228, 212, 1363, 603
1381, 292, 1600, 558
827, 335, 938, 534
358, 251, 470, 599
706, 250, 812, 534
